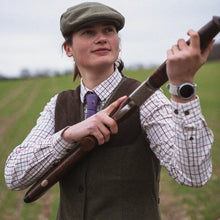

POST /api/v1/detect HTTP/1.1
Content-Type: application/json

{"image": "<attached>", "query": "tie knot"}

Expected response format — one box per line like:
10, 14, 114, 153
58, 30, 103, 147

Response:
85, 92, 99, 118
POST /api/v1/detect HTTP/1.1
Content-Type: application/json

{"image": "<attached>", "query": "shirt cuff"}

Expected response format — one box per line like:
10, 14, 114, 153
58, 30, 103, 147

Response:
171, 96, 203, 124
52, 127, 76, 160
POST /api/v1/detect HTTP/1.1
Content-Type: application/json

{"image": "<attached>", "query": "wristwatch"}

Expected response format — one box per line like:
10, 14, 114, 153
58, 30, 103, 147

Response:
167, 82, 197, 100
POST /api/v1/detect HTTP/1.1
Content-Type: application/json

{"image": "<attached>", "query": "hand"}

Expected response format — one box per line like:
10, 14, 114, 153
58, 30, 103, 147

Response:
62, 96, 127, 145
166, 29, 214, 85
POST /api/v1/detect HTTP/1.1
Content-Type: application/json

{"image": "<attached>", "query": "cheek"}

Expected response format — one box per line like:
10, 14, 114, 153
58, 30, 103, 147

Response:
115, 37, 121, 53
72, 40, 89, 61
110, 37, 120, 56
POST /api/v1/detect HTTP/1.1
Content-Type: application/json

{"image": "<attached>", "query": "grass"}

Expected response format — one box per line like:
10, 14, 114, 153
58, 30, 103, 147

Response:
0, 61, 219, 219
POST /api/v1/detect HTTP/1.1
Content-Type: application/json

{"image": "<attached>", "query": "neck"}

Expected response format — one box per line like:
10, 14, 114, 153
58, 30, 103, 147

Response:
80, 65, 115, 89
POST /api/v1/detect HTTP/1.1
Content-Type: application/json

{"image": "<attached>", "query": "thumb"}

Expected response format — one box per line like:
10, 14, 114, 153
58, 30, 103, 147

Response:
104, 96, 127, 116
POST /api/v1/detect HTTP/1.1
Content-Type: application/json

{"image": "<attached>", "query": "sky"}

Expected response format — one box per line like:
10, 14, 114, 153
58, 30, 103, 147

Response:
0, 0, 220, 77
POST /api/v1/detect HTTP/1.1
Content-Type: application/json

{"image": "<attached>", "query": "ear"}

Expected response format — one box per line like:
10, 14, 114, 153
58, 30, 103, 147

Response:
64, 43, 73, 57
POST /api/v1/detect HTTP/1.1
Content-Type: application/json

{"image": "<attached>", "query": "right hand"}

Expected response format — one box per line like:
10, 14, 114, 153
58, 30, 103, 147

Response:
62, 96, 127, 145
166, 29, 214, 86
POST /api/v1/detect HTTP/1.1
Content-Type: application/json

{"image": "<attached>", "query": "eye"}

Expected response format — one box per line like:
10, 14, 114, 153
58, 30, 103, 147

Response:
81, 29, 94, 36
83, 30, 92, 35
105, 27, 115, 33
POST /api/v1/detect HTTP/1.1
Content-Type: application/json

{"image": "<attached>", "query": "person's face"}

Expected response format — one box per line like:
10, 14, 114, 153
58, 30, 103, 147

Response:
65, 22, 120, 71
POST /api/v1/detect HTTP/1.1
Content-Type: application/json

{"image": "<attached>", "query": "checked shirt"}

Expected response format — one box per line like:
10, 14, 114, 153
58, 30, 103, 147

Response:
5, 69, 214, 190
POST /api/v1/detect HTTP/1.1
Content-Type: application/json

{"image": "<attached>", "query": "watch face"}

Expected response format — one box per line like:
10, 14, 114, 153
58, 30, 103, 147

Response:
179, 84, 194, 98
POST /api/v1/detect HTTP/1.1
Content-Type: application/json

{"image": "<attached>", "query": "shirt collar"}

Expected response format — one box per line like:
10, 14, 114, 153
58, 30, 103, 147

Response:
80, 68, 123, 103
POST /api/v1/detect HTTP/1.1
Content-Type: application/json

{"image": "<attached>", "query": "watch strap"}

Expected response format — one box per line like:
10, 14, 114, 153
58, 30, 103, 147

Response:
167, 83, 178, 96
167, 83, 196, 99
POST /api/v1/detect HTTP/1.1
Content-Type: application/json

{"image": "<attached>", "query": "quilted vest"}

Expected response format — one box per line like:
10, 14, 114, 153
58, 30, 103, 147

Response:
55, 76, 161, 220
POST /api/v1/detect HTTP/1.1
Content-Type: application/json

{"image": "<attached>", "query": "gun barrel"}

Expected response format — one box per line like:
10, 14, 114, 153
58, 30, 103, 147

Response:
24, 16, 220, 203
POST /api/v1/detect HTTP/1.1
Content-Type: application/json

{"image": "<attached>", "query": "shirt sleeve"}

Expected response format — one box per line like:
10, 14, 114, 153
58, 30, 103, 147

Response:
140, 90, 214, 187
4, 94, 75, 190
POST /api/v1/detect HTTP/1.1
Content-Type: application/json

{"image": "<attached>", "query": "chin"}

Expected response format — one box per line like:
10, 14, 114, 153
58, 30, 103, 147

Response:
91, 58, 116, 69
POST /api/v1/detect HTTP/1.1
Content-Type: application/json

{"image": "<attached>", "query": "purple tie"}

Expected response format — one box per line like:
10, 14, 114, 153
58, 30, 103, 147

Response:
85, 92, 99, 118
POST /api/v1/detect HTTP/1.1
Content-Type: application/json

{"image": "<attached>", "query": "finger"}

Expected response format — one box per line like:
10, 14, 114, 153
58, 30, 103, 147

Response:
88, 121, 108, 145
97, 113, 118, 134
104, 96, 127, 115
172, 45, 180, 54
178, 39, 188, 50
93, 110, 118, 134
99, 124, 111, 142
95, 122, 114, 145
106, 118, 118, 134
94, 130, 105, 145
167, 49, 173, 58
187, 29, 200, 49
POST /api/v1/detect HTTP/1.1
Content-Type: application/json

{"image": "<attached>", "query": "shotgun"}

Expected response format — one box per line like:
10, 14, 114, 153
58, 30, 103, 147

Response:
24, 16, 220, 203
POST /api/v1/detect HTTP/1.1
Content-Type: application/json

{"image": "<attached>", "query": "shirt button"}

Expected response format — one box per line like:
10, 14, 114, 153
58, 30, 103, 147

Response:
78, 185, 84, 193
174, 109, 178, 114
189, 137, 194, 141
66, 148, 71, 153
184, 110, 190, 116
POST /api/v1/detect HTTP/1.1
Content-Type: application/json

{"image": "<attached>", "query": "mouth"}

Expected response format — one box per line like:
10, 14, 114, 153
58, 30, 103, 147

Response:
92, 48, 111, 54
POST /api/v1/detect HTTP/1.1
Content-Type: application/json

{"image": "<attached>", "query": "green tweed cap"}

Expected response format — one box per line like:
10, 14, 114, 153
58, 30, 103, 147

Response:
60, 2, 125, 38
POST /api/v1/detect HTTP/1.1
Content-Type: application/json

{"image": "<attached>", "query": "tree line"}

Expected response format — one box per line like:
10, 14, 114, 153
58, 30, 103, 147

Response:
1, 43, 220, 81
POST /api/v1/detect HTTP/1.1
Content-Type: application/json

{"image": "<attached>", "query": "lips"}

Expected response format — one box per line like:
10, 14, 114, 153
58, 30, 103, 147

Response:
92, 48, 111, 53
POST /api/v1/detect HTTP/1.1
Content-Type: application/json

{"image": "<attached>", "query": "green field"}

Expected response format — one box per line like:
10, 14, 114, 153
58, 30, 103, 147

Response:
0, 61, 219, 220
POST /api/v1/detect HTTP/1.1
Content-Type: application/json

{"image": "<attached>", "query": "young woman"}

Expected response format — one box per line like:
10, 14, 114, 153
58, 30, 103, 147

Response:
5, 2, 214, 219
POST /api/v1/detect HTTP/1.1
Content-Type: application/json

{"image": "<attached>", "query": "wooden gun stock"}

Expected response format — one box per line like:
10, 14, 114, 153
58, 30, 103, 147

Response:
24, 16, 220, 203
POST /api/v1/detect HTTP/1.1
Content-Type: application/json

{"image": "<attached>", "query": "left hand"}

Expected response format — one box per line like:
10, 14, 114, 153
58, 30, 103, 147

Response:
62, 96, 127, 145
166, 29, 215, 86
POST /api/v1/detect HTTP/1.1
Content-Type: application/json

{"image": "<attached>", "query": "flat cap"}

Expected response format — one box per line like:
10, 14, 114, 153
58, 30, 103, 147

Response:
60, 2, 125, 38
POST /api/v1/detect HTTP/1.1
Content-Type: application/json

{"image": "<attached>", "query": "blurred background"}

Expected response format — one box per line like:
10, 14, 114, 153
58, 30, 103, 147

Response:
0, 0, 220, 78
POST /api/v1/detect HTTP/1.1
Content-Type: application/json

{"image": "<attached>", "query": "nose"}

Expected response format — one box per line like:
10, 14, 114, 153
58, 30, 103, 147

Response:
94, 32, 107, 44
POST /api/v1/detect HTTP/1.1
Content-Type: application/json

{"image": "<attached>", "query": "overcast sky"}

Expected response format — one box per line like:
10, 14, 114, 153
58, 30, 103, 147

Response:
0, 0, 219, 77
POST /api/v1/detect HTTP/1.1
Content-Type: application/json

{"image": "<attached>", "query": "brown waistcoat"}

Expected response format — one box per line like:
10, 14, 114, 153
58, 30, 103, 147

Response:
55, 77, 161, 220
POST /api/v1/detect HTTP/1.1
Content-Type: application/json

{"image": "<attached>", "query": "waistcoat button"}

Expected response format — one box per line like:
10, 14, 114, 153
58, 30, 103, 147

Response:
78, 185, 84, 193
